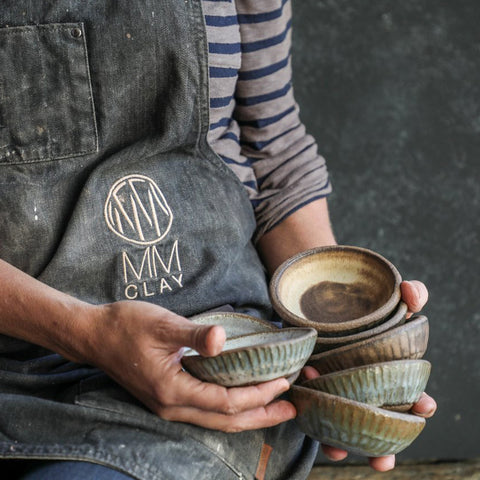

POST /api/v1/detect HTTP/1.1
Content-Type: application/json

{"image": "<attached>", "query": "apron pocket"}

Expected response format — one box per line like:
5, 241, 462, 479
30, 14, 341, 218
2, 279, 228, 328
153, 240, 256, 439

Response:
0, 23, 97, 165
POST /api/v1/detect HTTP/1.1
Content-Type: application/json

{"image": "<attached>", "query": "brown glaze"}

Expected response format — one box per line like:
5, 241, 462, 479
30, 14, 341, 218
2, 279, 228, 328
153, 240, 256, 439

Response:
300, 281, 376, 323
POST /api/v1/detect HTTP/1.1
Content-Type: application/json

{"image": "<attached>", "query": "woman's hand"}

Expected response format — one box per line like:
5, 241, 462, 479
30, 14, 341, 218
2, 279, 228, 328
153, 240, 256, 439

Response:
84, 300, 296, 433
0, 258, 295, 433
302, 279, 437, 471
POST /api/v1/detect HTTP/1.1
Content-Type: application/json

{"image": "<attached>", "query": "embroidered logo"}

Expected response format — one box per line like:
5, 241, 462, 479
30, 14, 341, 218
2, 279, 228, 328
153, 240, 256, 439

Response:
105, 174, 182, 300
104, 174, 173, 246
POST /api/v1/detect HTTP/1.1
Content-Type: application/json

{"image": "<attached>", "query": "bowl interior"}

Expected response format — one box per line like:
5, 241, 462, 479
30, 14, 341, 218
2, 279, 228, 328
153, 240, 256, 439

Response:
189, 311, 277, 338
274, 246, 400, 327
183, 327, 317, 357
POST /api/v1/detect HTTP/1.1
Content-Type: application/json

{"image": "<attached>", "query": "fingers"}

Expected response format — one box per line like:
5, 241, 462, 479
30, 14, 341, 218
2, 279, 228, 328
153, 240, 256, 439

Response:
368, 455, 396, 472
401, 280, 429, 318
300, 365, 321, 381
322, 445, 396, 472
411, 392, 437, 418
176, 372, 292, 415
321, 444, 348, 462
158, 399, 296, 433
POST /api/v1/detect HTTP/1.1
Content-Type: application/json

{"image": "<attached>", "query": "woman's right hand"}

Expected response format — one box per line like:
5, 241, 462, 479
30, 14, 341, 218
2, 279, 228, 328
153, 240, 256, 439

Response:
0, 259, 295, 433
82, 300, 296, 432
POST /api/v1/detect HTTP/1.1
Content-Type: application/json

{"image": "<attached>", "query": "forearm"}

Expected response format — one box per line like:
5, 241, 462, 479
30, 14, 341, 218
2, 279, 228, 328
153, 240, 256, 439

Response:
256, 198, 336, 275
0, 258, 97, 363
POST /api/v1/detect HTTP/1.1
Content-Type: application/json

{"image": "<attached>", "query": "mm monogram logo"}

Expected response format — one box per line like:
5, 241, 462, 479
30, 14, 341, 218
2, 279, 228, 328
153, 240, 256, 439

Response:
104, 174, 173, 246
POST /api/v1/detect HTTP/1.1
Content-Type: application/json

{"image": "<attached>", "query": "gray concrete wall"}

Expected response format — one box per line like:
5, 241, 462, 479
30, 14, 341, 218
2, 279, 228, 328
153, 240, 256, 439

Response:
291, 0, 480, 461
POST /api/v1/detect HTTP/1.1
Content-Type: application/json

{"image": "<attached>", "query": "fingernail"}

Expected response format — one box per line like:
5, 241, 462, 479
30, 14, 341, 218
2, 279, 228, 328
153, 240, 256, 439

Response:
384, 455, 396, 471
412, 406, 436, 418
404, 280, 419, 297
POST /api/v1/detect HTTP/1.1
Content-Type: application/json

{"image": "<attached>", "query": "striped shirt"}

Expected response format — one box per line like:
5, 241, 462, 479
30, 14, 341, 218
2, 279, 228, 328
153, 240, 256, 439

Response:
203, 0, 331, 241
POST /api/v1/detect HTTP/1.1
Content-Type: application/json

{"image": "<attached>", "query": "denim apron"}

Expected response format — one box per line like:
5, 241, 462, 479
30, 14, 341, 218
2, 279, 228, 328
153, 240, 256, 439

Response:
0, 1, 318, 478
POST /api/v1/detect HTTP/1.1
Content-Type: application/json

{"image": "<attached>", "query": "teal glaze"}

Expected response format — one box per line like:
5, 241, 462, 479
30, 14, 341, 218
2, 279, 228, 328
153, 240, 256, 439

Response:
308, 315, 429, 375
182, 328, 317, 386
290, 386, 425, 457
302, 359, 431, 410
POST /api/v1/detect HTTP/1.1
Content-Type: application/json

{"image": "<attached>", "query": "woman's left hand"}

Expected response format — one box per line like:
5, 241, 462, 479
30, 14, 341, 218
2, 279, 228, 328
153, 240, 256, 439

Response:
302, 280, 438, 472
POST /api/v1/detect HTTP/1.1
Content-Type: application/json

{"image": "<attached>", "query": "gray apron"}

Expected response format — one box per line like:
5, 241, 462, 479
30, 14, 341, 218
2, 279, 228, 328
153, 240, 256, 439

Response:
0, 1, 318, 478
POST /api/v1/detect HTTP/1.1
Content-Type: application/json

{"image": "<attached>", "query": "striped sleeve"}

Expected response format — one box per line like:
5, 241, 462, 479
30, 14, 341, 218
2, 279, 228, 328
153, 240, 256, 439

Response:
234, 0, 332, 241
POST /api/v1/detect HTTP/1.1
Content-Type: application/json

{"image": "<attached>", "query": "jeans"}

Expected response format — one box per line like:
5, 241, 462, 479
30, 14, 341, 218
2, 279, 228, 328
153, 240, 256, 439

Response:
18, 461, 134, 480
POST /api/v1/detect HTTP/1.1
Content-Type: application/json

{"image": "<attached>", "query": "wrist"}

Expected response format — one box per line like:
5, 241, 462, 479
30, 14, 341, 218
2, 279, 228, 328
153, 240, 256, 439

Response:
51, 300, 104, 365
257, 198, 337, 274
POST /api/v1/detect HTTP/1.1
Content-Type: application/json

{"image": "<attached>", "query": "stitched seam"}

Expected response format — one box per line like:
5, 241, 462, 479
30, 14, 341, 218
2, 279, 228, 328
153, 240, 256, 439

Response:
0, 22, 98, 166
79, 22, 100, 156
0, 23, 82, 35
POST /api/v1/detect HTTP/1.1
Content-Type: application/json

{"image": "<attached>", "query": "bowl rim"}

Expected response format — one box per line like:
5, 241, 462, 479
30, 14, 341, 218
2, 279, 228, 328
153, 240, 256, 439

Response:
313, 301, 408, 347
290, 384, 426, 424
308, 314, 428, 363
182, 327, 318, 359
189, 311, 278, 333
270, 245, 402, 334
301, 358, 431, 387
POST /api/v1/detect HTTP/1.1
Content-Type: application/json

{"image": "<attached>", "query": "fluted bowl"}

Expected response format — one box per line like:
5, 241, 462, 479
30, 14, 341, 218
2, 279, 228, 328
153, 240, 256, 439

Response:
308, 315, 429, 375
311, 301, 408, 353
302, 359, 431, 412
182, 328, 317, 387
290, 386, 426, 457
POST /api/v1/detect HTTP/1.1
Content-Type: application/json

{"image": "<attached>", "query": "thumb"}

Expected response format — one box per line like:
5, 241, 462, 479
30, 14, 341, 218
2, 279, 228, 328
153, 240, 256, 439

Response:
165, 315, 226, 357
187, 323, 226, 357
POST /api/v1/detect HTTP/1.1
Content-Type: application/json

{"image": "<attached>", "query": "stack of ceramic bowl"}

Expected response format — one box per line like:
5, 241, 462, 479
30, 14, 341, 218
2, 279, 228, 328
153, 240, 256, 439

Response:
270, 245, 431, 457
181, 311, 317, 387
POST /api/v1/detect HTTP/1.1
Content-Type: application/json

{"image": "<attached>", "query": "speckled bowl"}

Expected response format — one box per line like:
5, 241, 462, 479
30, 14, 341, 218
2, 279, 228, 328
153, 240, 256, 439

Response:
182, 328, 317, 387
308, 315, 429, 375
189, 311, 278, 338
310, 301, 408, 353
302, 359, 431, 412
270, 246, 402, 336
290, 386, 426, 457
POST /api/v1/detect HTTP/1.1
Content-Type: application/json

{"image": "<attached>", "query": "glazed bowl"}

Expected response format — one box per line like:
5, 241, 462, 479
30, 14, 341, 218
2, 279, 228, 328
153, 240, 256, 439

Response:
308, 315, 429, 375
311, 302, 408, 353
302, 359, 431, 412
189, 311, 278, 338
270, 246, 402, 336
290, 386, 426, 457
181, 328, 317, 387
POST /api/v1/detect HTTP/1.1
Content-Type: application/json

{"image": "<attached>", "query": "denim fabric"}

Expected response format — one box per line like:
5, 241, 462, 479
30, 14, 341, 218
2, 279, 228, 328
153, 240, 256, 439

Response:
0, 1, 318, 479
0, 23, 97, 165
20, 461, 134, 480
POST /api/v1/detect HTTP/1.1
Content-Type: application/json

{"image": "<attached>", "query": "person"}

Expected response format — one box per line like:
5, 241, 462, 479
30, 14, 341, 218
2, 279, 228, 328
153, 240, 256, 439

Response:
0, 1, 436, 479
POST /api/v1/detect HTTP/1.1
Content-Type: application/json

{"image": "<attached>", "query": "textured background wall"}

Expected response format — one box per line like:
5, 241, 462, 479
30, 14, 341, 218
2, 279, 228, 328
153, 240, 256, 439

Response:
290, 0, 479, 462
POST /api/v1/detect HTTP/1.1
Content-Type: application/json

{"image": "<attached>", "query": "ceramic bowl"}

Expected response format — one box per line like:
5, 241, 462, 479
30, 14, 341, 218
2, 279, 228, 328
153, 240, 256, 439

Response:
308, 315, 429, 375
302, 359, 431, 412
311, 302, 408, 353
181, 328, 317, 387
189, 311, 278, 338
270, 245, 402, 336
290, 386, 425, 457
